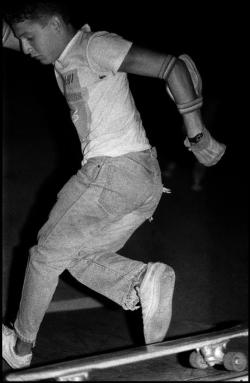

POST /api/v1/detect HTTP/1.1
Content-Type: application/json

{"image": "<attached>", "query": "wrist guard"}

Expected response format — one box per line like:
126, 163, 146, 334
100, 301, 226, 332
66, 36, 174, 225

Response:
184, 126, 226, 167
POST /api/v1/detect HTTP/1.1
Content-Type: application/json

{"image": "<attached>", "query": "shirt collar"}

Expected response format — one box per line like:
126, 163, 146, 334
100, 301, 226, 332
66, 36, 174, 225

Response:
54, 24, 91, 68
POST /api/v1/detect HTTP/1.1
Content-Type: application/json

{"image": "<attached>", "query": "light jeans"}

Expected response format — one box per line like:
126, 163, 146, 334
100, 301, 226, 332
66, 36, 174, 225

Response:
14, 147, 163, 345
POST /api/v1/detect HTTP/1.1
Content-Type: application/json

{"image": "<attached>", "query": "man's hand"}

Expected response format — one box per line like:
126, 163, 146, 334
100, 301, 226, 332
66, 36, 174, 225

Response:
2, 20, 20, 51
184, 127, 226, 167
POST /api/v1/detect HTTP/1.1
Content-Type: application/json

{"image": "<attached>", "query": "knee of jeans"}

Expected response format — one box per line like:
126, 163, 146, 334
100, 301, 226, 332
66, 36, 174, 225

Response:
29, 245, 46, 263
29, 245, 65, 272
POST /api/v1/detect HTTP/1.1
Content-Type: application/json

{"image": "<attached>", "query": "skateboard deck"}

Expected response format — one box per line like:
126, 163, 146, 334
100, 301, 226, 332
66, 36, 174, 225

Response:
5, 324, 248, 381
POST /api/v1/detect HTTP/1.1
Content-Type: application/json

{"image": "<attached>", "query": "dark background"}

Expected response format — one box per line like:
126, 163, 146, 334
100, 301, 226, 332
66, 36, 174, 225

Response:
2, 2, 248, 332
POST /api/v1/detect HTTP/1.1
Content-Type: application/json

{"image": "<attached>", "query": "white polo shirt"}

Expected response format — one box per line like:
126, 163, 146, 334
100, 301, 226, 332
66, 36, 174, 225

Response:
54, 24, 150, 164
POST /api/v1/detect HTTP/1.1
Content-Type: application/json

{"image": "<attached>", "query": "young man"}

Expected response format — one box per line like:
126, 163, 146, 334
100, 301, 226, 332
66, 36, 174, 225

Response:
2, 0, 226, 369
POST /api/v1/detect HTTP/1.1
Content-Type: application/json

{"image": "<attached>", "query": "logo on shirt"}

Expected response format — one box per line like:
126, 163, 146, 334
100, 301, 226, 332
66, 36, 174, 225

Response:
64, 73, 74, 86
61, 69, 90, 144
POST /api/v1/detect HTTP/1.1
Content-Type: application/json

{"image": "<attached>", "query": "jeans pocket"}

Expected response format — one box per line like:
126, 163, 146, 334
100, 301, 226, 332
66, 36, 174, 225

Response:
98, 163, 154, 216
98, 165, 127, 216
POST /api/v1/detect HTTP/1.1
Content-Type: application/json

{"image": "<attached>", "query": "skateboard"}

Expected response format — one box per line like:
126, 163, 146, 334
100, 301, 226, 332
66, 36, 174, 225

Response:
5, 324, 248, 381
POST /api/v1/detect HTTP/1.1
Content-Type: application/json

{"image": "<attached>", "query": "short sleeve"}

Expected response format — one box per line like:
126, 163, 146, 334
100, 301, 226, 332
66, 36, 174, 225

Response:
86, 31, 132, 75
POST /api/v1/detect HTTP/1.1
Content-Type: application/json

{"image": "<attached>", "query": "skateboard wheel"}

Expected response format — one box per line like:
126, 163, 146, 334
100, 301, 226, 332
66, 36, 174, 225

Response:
189, 351, 208, 369
223, 352, 248, 372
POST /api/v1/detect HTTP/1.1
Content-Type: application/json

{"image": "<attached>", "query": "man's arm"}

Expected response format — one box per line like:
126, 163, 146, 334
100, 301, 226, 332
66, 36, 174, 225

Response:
118, 45, 226, 167
2, 20, 21, 51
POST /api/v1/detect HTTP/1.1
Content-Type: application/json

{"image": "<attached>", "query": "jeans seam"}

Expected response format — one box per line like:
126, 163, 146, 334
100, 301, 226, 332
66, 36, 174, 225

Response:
82, 257, 141, 280
40, 185, 93, 246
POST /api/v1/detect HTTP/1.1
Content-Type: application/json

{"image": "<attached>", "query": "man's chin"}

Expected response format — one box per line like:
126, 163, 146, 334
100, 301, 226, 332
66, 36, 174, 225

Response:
40, 60, 52, 65
39, 58, 52, 65
33, 56, 51, 65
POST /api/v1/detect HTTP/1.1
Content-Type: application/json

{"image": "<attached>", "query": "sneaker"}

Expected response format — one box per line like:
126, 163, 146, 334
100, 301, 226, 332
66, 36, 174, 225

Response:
2, 324, 32, 369
139, 262, 175, 344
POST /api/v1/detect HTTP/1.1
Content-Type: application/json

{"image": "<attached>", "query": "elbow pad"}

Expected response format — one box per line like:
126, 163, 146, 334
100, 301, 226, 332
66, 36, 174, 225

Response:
158, 55, 177, 81
179, 54, 202, 96
166, 54, 203, 114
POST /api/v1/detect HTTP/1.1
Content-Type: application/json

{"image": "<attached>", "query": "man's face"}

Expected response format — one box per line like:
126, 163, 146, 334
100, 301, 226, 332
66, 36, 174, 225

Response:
12, 18, 63, 65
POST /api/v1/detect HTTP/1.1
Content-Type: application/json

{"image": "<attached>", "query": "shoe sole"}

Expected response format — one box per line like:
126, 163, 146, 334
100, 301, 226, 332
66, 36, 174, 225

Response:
3, 345, 31, 369
3, 350, 20, 369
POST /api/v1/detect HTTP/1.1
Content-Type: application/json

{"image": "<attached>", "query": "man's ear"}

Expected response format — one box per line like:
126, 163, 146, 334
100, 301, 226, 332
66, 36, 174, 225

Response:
49, 15, 62, 33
